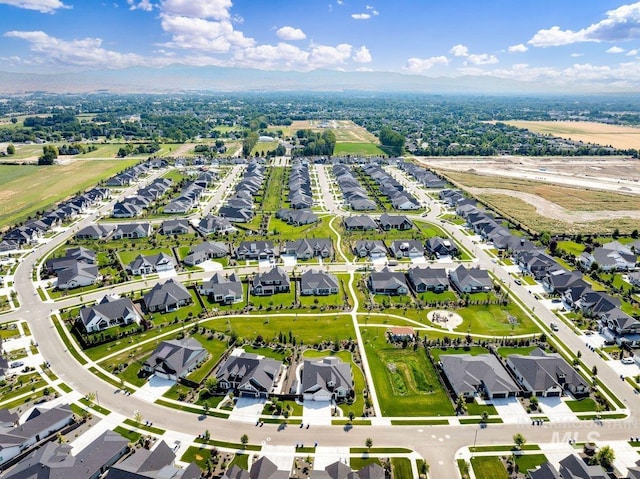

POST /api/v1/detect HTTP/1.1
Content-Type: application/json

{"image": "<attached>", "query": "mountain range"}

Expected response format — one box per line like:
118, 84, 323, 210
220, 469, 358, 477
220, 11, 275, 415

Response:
0, 66, 625, 95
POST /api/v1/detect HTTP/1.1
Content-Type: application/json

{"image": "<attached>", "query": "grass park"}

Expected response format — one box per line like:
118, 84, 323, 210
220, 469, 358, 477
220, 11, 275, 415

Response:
0, 160, 139, 230
360, 328, 455, 417
334, 142, 387, 156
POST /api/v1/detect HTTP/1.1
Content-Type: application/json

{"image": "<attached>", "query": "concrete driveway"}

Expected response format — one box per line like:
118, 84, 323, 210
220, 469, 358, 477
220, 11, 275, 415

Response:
302, 401, 333, 426
538, 397, 578, 422
229, 397, 266, 423
489, 397, 530, 424
135, 375, 175, 401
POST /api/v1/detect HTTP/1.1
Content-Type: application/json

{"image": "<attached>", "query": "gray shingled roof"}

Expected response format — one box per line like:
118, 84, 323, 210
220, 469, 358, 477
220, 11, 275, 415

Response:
440, 354, 519, 397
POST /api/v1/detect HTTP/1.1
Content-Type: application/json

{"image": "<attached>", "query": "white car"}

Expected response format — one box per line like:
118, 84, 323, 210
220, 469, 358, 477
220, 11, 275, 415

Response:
621, 357, 635, 365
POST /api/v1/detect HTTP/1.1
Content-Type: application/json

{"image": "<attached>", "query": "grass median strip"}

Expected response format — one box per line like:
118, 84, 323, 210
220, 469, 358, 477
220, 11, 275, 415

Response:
79, 396, 111, 415
53, 316, 87, 365
154, 398, 230, 419
123, 418, 165, 435
195, 437, 261, 451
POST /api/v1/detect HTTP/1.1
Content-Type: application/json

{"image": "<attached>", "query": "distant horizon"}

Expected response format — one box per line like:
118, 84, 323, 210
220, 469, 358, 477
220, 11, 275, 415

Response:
1, 1, 640, 93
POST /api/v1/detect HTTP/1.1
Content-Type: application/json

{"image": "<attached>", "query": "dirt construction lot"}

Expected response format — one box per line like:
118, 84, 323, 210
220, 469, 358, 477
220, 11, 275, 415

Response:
503, 120, 640, 150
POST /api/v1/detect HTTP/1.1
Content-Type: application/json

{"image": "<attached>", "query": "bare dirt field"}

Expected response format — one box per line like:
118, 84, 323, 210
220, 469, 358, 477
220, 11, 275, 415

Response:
503, 120, 640, 150
418, 155, 640, 234
285, 119, 379, 143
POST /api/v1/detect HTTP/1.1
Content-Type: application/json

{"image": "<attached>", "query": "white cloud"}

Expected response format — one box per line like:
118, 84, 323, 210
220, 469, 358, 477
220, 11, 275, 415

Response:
160, 14, 254, 52
529, 1, 640, 47
508, 43, 528, 53
351, 13, 370, 20
606, 45, 624, 53
627, 49, 639, 55
3, 30, 145, 68
467, 53, 498, 65
127, 0, 154, 11
308, 43, 352, 68
404, 55, 448, 73
450, 44, 469, 57
352, 45, 372, 63
336, 0, 343, 4
366, 5, 379, 15
234, 42, 309, 70
276, 26, 306, 41
160, 0, 232, 20
0, 0, 68, 13
570, 52, 584, 57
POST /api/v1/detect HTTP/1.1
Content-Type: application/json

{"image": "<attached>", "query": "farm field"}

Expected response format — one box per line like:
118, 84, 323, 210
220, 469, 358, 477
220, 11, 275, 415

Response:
504, 120, 640, 150
0, 159, 139, 230
334, 142, 386, 156
278, 119, 379, 143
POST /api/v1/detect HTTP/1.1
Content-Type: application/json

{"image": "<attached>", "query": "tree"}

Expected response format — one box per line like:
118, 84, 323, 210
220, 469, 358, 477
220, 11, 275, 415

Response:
6, 144, 15, 155
134, 410, 143, 424
240, 434, 249, 448
596, 445, 615, 469
38, 145, 58, 165
203, 429, 211, 441
592, 365, 598, 377
365, 437, 373, 449
204, 377, 218, 394
513, 433, 526, 450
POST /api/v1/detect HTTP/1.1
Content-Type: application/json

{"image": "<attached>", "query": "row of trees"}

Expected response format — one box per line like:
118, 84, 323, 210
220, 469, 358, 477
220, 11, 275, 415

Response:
294, 129, 336, 156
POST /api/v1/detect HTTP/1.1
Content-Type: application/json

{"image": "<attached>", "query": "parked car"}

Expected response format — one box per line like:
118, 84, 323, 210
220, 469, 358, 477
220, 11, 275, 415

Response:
550, 323, 559, 331
622, 357, 635, 365
10, 361, 24, 368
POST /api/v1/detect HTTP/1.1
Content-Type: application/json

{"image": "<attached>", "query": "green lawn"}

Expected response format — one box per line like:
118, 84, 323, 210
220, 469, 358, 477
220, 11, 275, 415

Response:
361, 328, 454, 417
118, 248, 174, 267
390, 458, 413, 479
249, 289, 296, 310
471, 456, 508, 479
566, 398, 599, 412
202, 314, 355, 346
186, 334, 229, 383
350, 457, 382, 470
260, 166, 286, 211
334, 142, 386, 156
496, 346, 543, 358
455, 303, 540, 336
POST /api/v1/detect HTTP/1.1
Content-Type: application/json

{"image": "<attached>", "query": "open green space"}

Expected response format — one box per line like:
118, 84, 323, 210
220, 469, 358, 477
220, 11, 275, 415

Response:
0, 159, 139, 229
360, 328, 454, 417
334, 142, 387, 156
455, 303, 540, 336
565, 398, 599, 413
202, 314, 355, 346
515, 454, 549, 473
186, 333, 229, 383
390, 458, 413, 479
350, 457, 382, 470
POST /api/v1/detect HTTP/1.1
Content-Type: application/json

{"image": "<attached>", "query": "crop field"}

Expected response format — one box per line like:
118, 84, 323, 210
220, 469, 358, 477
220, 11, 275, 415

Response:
504, 120, 640, 150
0, 160, 139, 230
281, 120, 379, 143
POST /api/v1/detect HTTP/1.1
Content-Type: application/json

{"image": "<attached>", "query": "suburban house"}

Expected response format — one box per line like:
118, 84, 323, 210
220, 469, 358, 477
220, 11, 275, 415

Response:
579, 245, 637, 272
218, 205, 254, 223
3, 429, 129, 479
74, 224, 114, 240
515, 250, 558, 280
106, 440, 200, 479
183, 241, 227, 266
387, 326, 415, 342
142, 337, 207, 381
439, 354, 519, 399
407, 266, 449, 293
112, 223, 152, 239
368, 267, 409, 295
46, 247, 98, 290
161, 219, 190, 235
575, 290, 621, 317
0, 404, 74, 467
142, 279, 192, 313
449, 265, 493, 293
275, 208, 318, 226
353, 240, 387, 259
300, 269, 339, 296
235, 241, 276, 261
557, 454, 607, 479
378, 213, 413, 231
127, 252, 175, 275
199, 272, 243, 304
600, 308, 640, 336
282, 238, 333, 260
251, 266, 290, 296
389, 239, 424, 259
78, 295, 141, 333
507, 348, 589, 397
425, 237, 458, 258
223, 458, 384, 479
343, 215, 378, 231
198, 215, 237, 235
216, 351, 282, 398
542, 268, 587, 294
301, 356, 353, 402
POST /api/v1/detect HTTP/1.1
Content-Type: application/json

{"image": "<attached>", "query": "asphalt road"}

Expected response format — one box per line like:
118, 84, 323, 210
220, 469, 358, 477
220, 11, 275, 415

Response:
2, 163, 639, 479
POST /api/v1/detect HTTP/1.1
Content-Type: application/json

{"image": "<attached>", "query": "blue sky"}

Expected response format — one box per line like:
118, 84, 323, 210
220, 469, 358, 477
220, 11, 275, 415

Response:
1, 0, 640, 88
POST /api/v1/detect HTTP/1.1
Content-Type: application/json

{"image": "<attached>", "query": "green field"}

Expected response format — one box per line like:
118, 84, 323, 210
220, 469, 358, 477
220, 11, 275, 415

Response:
0, 160, 139, 230
361, 329, 454, 417
334, 142, 387, 156
252, 140, 279, 156
471, 456, 508, 479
